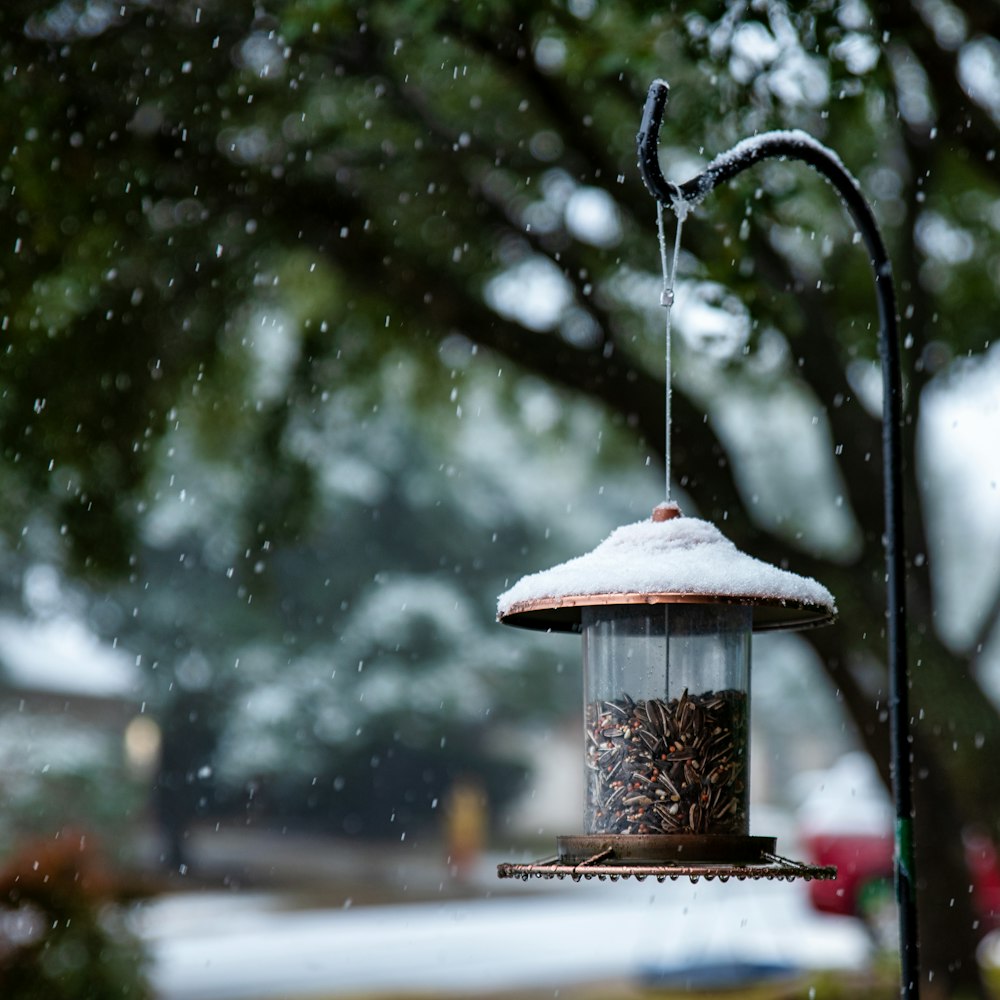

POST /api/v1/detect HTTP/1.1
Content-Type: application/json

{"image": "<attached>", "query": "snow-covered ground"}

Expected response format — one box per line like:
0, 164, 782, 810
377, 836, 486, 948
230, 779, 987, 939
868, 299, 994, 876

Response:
136, 868, 871, 999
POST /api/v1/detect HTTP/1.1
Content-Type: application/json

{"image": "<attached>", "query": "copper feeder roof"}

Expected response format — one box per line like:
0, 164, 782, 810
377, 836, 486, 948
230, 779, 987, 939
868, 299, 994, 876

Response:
497, 503, 836, 633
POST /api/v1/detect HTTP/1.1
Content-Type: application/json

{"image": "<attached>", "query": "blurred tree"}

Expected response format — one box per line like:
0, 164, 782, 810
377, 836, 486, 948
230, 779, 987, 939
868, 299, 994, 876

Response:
1, 0, 999, 993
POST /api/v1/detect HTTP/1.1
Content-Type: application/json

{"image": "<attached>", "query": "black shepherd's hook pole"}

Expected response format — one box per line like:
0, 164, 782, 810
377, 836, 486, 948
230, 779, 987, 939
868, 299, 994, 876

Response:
637, 79, 919, 998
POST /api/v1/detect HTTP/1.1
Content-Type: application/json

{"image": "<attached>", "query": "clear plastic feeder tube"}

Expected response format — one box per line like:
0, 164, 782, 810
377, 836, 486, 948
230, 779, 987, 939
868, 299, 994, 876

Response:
582, 603, 752, 837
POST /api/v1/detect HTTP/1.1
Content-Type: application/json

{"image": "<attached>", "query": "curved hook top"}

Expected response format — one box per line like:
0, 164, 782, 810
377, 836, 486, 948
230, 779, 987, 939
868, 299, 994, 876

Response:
637, 79, 681, 206
635, 79, 891, 277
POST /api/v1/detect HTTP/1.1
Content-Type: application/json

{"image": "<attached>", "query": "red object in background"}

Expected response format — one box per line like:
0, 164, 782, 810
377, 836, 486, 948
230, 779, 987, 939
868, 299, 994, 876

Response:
804, 827, 1000, 935
964, 828, 1000, 932
803, 831, 894, 921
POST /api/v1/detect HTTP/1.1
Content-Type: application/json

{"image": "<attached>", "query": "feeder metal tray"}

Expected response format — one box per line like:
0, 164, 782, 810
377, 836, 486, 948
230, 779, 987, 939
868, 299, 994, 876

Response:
497, 852, 837, 883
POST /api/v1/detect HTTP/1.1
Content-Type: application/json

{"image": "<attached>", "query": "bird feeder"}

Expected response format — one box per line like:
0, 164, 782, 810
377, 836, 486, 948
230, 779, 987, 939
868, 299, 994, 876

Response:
496, 501, 838, 882
495, 83, 916, 977
492, 67, 920, 1000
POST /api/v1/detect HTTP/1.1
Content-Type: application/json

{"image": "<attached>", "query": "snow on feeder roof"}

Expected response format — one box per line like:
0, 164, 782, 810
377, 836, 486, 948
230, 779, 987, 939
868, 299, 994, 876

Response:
497, 503, 836, 634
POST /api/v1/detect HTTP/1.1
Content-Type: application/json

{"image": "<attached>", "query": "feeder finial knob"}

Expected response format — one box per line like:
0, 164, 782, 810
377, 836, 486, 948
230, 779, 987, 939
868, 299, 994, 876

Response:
652, 501, 682, 522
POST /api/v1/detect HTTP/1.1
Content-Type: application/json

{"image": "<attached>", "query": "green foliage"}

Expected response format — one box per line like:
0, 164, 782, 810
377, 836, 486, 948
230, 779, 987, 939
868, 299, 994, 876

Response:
0, 835, 151, 999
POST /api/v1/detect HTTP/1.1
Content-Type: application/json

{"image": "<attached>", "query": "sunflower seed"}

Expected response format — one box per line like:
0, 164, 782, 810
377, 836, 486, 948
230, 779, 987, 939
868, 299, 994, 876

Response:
585, 689, 747, 836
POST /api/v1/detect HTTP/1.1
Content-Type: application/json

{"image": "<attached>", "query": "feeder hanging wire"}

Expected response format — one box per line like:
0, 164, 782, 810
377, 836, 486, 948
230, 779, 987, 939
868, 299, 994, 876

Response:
655, 200, 685, 503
